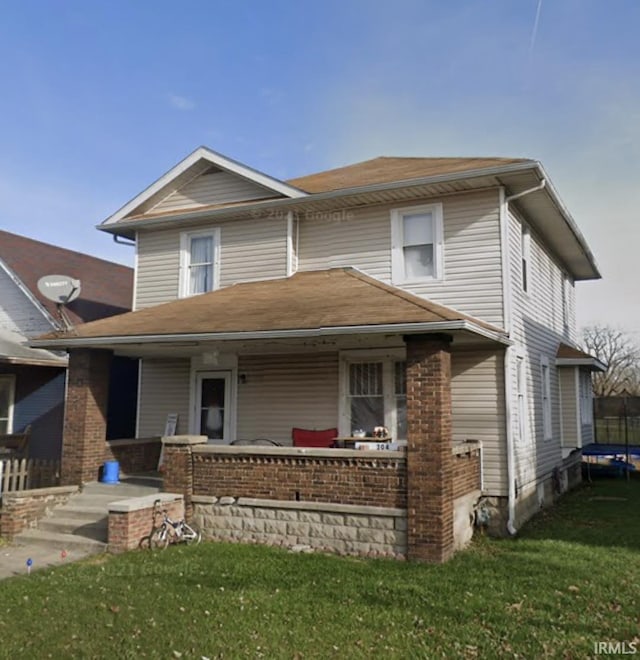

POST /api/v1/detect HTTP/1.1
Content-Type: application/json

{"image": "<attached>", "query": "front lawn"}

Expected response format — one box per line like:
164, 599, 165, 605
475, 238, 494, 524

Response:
1, 477, 639, 658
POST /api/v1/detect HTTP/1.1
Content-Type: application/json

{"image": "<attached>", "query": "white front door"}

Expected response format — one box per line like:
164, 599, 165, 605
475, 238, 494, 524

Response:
194, 371, 232, 443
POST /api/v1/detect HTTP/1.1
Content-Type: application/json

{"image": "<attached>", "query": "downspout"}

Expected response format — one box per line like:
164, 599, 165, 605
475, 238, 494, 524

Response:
502, 177, 546, 536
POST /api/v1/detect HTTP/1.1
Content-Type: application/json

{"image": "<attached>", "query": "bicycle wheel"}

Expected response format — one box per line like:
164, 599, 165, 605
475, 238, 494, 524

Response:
149, 525, 170, 550
182, 521, 202, 545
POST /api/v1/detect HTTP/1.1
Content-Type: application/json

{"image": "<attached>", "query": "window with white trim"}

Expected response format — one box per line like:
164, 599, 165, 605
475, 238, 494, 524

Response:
343, 356, 407, 440
521, 225, 530, 293
0, 375, 15, 434
516, 354, 528, 444
179, 229, 220, 297
391, 203, 443, 283
540, 356, 552, 440
579, 371, 592, 425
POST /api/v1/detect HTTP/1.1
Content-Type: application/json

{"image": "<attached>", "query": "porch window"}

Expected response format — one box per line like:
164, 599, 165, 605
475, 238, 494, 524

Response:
395, 361, 407, 439
391, 203, 443, 283
345, 359, 407, 439
349, 362, 384, 433
179, 229, 220, 297
0, 375, 15, 434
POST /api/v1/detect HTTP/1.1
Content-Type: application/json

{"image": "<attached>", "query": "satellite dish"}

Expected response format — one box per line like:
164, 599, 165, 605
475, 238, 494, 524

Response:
37, 275, 81, 304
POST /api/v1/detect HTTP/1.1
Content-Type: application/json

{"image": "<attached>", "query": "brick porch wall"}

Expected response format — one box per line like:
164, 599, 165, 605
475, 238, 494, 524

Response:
61, 349, 112, 486
192, 448, 407, 508
108, 494, 184, 553
452, 449, 481, 500
104, 438, 162, 474
0, 486, 78, 540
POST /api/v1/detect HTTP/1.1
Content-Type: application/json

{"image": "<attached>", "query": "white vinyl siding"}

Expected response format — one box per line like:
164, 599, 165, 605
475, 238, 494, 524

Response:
236, 353, 339, 444
137, 359, 191, 437
151, 170, 281, 214
451, 349, 507, 496
298, 189, 504, 327
135, 215, 288, 309
507, 207, 575, 489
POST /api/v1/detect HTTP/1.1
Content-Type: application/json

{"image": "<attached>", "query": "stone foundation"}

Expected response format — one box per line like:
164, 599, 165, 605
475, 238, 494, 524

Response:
193, 496, 407, 558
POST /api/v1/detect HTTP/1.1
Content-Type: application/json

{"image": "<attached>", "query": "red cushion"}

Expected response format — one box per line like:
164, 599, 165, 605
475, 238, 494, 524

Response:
292, 427, 338, 448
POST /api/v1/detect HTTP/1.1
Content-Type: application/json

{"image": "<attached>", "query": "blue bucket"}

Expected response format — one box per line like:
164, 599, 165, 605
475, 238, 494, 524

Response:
102, 460, 120, 484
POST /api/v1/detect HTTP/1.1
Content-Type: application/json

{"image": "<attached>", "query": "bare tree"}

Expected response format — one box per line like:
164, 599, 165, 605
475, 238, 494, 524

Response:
581, 325, 640, 396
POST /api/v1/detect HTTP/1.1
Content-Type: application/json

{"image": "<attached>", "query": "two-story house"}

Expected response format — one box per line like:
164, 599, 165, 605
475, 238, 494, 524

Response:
0, 231, 136, 458
33, 147, 602, 553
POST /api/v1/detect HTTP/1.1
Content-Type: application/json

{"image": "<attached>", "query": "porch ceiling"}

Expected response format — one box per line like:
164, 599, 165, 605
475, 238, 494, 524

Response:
30, 268, 509, 353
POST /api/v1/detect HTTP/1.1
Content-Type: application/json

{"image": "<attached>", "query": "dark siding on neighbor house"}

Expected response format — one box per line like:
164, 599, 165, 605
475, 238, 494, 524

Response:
0, 364, 66, 460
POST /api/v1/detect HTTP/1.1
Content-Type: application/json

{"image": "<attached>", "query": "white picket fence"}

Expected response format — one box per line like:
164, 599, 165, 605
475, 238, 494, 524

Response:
0, 458, 61, 498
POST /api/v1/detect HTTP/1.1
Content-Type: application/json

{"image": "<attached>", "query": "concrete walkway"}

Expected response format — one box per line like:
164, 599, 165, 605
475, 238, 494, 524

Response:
0, 541, 96, 580
0, 475, 162, 580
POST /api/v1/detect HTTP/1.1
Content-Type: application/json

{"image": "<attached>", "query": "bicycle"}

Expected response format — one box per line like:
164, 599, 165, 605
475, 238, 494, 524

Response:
149, 500, 202, 549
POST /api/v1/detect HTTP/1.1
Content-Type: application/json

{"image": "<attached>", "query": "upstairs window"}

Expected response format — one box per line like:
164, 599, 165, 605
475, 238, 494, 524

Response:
521, 225, 530, 293
391, 203, 443, 283
180, 229, 220, 297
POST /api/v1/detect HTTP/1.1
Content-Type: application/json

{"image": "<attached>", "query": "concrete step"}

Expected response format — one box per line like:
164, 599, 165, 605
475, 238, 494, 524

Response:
54, 504, 112, 521
38, 517, 108, 541
15, 528, 106, 553
81, 482, 162, 498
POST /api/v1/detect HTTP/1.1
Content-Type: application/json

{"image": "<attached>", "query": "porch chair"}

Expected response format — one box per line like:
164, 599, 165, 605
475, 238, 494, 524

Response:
292, 427, 338, 448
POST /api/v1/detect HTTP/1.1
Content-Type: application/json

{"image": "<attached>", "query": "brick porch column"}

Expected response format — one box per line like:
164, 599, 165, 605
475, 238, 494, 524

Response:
61, 349, 112, 486
161, 435, 207, 519
405, 333, 454, 563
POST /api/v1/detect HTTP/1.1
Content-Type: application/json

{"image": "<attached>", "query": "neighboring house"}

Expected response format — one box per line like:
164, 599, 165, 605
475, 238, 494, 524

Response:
33, 147, 603, 537
0, 231, 135, 458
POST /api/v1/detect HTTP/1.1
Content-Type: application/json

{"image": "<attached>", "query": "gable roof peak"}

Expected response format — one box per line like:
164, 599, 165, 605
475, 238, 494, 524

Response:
101, 146, 307, 227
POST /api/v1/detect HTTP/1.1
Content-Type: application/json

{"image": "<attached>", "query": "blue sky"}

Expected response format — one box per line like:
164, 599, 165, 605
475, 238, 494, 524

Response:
0, 1, 639, 332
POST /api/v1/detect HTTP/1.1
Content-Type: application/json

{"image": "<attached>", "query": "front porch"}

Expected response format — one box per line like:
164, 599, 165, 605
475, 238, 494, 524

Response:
33, 268, 508, 562
59, 330, 495, 562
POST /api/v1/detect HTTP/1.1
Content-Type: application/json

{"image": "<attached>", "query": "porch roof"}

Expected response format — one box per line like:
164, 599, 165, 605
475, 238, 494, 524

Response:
0, 330, 67, 367
30, 268, 509, 349
556, 342, 606, 371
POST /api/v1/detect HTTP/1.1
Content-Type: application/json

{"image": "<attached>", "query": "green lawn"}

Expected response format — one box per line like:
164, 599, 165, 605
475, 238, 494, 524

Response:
2, 478, 639, 659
